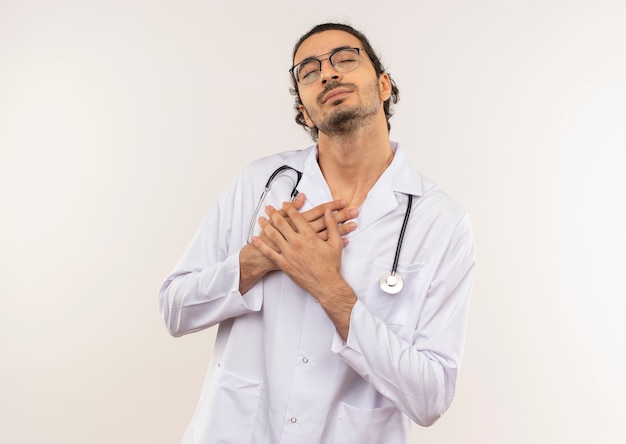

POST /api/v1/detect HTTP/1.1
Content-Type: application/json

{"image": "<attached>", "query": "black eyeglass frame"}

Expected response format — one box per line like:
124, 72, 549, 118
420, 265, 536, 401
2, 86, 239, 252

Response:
289, 47, 365, 85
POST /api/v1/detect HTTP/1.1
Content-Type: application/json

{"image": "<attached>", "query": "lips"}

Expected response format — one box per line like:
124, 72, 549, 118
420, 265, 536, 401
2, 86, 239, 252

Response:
322, 87, 352, 104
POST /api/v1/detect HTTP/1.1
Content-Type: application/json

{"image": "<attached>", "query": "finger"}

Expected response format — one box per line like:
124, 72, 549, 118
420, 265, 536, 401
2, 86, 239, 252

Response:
314, 221, 357, 241
333, 207, 359, 225
324, 208, 342, 247
338, 220, 358, 236
258, 228, 281, 253
301, 199, 347, 223
282, 202, 314, 237
307, 208, 358, 234
275, 194, 306, 231
251, 235, 281, 264
310, 215, 358, 241
276, 207, 297, 231
275, 194, 305, 218
291, 193, 306, 210
258, 210, 289, 251
266, 205, 298, 242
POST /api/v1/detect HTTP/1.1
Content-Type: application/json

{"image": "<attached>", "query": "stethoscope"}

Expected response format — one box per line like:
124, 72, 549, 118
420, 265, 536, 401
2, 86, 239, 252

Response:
248, 165, 413, 295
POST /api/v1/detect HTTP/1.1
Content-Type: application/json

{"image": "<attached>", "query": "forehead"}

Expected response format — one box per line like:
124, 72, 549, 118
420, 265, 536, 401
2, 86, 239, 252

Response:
294, 30, 363, 64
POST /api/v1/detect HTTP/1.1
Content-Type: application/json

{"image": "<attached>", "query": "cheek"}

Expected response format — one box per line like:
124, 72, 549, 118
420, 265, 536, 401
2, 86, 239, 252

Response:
300, 88, 322, 112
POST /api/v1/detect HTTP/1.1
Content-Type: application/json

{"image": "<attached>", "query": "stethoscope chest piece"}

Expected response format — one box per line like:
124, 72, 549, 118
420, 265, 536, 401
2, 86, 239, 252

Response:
379, 272, 404, 294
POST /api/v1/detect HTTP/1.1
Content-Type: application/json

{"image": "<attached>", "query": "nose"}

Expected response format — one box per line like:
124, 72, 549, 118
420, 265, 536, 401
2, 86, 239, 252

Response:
319, 59, 341, 84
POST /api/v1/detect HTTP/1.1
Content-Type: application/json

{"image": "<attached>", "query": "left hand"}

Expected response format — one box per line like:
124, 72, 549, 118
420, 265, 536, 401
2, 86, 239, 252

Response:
252, 202, 344, 298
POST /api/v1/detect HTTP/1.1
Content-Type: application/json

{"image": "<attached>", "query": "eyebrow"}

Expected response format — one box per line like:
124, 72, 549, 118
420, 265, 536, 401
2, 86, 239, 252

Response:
294, 45, 354, 65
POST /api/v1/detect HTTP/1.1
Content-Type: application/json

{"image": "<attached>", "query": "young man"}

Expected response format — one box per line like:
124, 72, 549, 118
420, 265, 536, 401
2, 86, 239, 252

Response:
160, 23, 475, 444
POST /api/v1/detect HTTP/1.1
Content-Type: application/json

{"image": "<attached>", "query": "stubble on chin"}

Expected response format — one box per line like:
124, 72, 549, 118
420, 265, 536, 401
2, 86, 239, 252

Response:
316, 104, 364, 136
318, 87, 381, 137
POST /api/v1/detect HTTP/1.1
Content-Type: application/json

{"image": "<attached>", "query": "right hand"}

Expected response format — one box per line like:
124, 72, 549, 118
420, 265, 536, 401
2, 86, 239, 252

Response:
260, 193, 358, 249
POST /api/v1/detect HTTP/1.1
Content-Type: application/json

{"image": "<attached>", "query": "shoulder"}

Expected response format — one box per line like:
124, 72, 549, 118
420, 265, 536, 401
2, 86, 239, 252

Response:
415, 173, 470, 230
226, 146, 314, 195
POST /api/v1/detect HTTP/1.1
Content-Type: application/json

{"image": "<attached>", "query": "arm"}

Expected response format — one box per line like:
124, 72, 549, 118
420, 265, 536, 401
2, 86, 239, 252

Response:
160, 194, 358, 337
158, 184, 255, 337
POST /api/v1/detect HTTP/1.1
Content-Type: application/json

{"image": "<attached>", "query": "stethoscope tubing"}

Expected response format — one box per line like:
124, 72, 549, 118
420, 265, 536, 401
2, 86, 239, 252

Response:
390, 194, 413, 277
247, 165, 302, 243
265, 165, 303, 195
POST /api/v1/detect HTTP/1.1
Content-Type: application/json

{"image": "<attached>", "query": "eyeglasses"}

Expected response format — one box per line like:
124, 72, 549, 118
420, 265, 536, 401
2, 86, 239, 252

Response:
290, 47, 364, 85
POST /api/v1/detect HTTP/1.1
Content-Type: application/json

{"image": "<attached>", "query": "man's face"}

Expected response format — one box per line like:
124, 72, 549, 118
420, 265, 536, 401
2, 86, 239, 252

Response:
293, 30, 391, 137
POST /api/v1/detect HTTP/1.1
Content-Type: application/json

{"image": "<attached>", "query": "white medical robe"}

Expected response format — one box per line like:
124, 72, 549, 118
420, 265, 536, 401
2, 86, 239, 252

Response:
159, 142, 475, 443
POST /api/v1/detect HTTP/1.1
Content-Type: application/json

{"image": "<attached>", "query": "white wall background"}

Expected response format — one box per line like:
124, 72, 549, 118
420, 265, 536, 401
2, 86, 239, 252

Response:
1, 0, 625, 442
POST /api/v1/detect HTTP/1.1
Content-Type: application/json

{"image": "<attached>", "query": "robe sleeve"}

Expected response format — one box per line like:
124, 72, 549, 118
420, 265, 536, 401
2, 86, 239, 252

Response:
332, 212, 475, 426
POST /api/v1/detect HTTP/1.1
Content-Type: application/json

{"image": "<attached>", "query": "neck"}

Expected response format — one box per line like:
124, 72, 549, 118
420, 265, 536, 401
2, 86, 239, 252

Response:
316, 122, 394, 209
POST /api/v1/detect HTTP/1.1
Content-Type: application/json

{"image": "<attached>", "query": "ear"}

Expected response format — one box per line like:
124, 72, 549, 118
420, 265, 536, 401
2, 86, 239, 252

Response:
379, 73, 392, 102
299, 104, 315, 127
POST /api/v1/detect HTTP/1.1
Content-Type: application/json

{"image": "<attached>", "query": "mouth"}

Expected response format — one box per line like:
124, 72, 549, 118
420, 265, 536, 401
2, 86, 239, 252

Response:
322, 87, 352, 104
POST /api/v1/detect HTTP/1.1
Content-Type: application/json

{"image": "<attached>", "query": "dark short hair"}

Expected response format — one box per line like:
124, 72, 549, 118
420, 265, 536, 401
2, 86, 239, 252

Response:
290, 23, 400, 141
